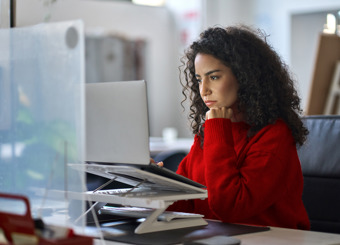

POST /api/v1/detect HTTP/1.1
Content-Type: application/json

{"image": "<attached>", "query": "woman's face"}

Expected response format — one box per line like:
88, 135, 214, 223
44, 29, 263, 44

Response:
194, 53, 239, 111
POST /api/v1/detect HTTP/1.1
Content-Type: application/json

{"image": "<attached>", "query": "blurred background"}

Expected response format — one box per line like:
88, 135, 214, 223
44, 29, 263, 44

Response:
10, 0, 340, 138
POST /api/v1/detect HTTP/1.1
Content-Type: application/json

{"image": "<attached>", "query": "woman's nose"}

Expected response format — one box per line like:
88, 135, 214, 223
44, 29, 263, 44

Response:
200, 79, 211, 96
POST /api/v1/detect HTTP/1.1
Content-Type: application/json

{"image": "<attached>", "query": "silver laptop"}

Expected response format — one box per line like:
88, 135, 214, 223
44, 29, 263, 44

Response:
69, 80, 208, 234
85, 80, 207, 195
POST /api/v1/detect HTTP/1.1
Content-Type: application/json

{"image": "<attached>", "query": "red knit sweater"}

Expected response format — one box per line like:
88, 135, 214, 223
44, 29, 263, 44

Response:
170, 118, 310, 230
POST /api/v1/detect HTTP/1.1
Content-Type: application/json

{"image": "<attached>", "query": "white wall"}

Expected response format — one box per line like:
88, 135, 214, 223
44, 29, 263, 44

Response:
16, 0, 190, 137
0, 0, 11, 28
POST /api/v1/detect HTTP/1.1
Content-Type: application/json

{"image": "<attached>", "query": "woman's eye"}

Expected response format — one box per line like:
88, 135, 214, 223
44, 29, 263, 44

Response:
211, 76, 218, 80
196, 78, 202, 83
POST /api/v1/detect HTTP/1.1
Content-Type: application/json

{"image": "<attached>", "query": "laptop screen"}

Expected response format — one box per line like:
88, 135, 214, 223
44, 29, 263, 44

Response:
85, 80, 150, 165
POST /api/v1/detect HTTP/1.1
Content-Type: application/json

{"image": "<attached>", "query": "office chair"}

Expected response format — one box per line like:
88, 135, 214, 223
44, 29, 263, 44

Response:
297, 115, 340, 234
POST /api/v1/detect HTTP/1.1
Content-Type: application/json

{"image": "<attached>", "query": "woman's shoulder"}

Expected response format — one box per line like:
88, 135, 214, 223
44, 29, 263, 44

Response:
247, 119, 295, 155
255, 118, 294, 144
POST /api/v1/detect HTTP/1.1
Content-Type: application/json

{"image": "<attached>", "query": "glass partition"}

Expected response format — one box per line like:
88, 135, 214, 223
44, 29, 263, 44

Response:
0, 20, 85, 228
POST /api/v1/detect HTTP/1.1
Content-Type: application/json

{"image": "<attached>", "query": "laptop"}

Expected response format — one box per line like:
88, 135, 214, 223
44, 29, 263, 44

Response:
84, 80, 207, 200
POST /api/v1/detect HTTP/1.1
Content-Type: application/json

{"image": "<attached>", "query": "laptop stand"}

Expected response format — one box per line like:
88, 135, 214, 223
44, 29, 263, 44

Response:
64, 163, 208, 234
81, 177, 208, 234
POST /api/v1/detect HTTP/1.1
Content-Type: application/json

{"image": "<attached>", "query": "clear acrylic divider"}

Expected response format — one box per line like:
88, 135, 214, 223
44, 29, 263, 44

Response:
0, 20, 86, 229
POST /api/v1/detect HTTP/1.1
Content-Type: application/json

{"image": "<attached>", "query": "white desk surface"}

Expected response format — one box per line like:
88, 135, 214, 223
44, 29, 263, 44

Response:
233, 227, 340, 245
94, 226, 340, 245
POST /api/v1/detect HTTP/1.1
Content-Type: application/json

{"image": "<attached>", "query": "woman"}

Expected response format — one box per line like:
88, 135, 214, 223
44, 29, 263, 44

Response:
168, 25, 310, 230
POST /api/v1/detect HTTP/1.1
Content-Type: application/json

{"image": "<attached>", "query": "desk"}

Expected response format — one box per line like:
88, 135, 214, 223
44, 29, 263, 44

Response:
233, 227, 340, 245
91, 220, 340, 245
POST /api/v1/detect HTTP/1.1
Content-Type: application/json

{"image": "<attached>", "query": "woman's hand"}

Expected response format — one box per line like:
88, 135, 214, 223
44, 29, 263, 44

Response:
206, 107, 233, 120
150, 158, 164, 167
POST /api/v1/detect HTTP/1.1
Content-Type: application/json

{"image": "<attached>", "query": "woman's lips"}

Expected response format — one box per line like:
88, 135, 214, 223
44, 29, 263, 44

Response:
204, 100, 216, 107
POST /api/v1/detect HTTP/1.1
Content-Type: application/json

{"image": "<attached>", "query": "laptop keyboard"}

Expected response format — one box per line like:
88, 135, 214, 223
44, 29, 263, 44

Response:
90, 188, 160, 197
86, 188, 192, 199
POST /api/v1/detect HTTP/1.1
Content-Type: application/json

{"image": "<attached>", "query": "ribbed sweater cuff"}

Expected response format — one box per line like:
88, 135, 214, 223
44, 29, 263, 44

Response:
204, 118, 233, 146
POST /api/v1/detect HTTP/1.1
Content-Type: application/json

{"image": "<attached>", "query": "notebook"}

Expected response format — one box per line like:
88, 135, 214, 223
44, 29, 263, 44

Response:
85, 80, 207, 199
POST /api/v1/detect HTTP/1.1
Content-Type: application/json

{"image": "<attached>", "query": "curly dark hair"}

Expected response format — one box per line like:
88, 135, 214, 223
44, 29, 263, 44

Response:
180, 25, 308, 146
